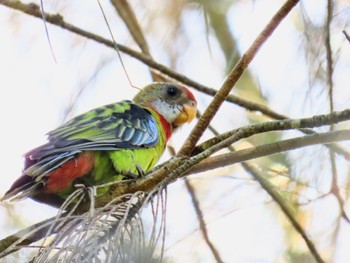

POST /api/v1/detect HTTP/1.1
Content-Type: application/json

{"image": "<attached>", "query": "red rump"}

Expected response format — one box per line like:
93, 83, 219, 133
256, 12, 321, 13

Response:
44, 152, 95, 193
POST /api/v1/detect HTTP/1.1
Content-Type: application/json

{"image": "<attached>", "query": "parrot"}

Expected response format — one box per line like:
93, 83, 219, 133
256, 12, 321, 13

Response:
1, 82, 197, 207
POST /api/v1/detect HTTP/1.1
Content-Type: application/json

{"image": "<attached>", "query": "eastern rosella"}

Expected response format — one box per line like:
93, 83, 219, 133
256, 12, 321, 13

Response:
1, 83, 197, 207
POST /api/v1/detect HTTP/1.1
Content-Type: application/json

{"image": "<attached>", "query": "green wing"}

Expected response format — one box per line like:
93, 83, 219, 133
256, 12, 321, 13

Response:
29, 101, 159, 160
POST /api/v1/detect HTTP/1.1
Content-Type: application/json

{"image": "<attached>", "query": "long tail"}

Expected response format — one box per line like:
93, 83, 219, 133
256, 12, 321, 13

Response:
2, 150, 79, 202
1, 175, 42, 201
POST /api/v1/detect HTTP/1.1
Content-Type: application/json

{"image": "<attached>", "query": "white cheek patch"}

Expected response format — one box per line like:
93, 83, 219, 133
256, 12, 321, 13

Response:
152, 100, 182, 123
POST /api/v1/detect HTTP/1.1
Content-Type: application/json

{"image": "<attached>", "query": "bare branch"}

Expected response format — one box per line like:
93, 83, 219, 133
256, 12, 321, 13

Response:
194, 109, 350, 156
188, 129, 350, 175
184, 178, 224, 263
110, 0, 150, 55
109, 0, 163, 81
242, 163, 325, 263
324, 0, 349, 223
325, 0, 334, 114
343, 30, 350, 44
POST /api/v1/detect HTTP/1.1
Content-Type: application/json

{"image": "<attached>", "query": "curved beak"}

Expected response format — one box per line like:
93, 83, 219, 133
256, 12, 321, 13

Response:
173, 101, 197, 126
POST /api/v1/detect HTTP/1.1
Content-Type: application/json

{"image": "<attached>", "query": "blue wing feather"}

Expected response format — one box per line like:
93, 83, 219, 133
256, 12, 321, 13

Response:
28, 102, 159, 162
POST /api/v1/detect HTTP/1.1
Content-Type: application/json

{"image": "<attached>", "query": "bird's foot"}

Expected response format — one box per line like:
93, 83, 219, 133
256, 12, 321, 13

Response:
73, 183, 97, 216
120, 171, 138, 180
73, 183, 97, 197
136, 165, 146, 177
73, 183, 86, 189
121, 165, 146, 180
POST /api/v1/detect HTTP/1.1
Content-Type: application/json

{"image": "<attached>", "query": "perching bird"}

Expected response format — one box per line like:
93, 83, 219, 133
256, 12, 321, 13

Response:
1, 83, 197, 207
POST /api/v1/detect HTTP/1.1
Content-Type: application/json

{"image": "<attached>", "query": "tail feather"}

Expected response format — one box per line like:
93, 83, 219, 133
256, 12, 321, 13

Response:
1, 175, 43, 201
2, 150, 80, 202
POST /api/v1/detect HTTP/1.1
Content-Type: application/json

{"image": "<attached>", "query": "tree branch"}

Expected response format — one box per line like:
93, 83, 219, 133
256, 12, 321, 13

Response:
324, 0, 349, 223
343, 30, 350, 44
188, 129, 350, 175
184, 178, 224, 263
109, 0, 163, 81
242, 163, 325, 263
178, 0, 301, 156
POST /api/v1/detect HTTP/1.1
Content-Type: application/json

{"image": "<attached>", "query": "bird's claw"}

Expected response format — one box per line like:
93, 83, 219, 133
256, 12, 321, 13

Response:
136, 165, 146, 177
121, 165, 146, 180
73, 183, 86, 189
73, 183, 97, 196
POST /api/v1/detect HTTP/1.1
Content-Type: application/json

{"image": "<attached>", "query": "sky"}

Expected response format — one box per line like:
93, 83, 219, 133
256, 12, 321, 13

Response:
1, 0, 350, 262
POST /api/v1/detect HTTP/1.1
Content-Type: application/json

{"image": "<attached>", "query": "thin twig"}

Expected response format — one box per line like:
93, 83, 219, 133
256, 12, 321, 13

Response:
110, 0, 163, 82
184, 178, 224, 263
39, 0, 56, 63
243, 164, 325, 263
324, 0, 349, 222
170, 111, 224, 262
0, 214, 70, 257
96, 0, 135, 88
110, 0, 150, 54
343, 30, 350, 44
325, 0, 334, 114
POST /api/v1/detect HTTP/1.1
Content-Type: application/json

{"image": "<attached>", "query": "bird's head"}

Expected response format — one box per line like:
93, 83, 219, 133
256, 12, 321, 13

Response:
134, 82, 197, 129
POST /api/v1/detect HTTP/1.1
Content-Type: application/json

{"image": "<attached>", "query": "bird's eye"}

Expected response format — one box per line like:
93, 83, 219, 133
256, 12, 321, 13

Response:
166, 85, 179, 97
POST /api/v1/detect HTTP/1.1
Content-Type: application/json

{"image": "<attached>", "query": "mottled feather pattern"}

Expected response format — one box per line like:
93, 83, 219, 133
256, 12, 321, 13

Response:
29, 102, 159, 160
25, 151, 79, 179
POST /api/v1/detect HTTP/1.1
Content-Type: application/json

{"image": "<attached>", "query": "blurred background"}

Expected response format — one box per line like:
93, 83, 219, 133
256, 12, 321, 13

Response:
0, 0, 350, 262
